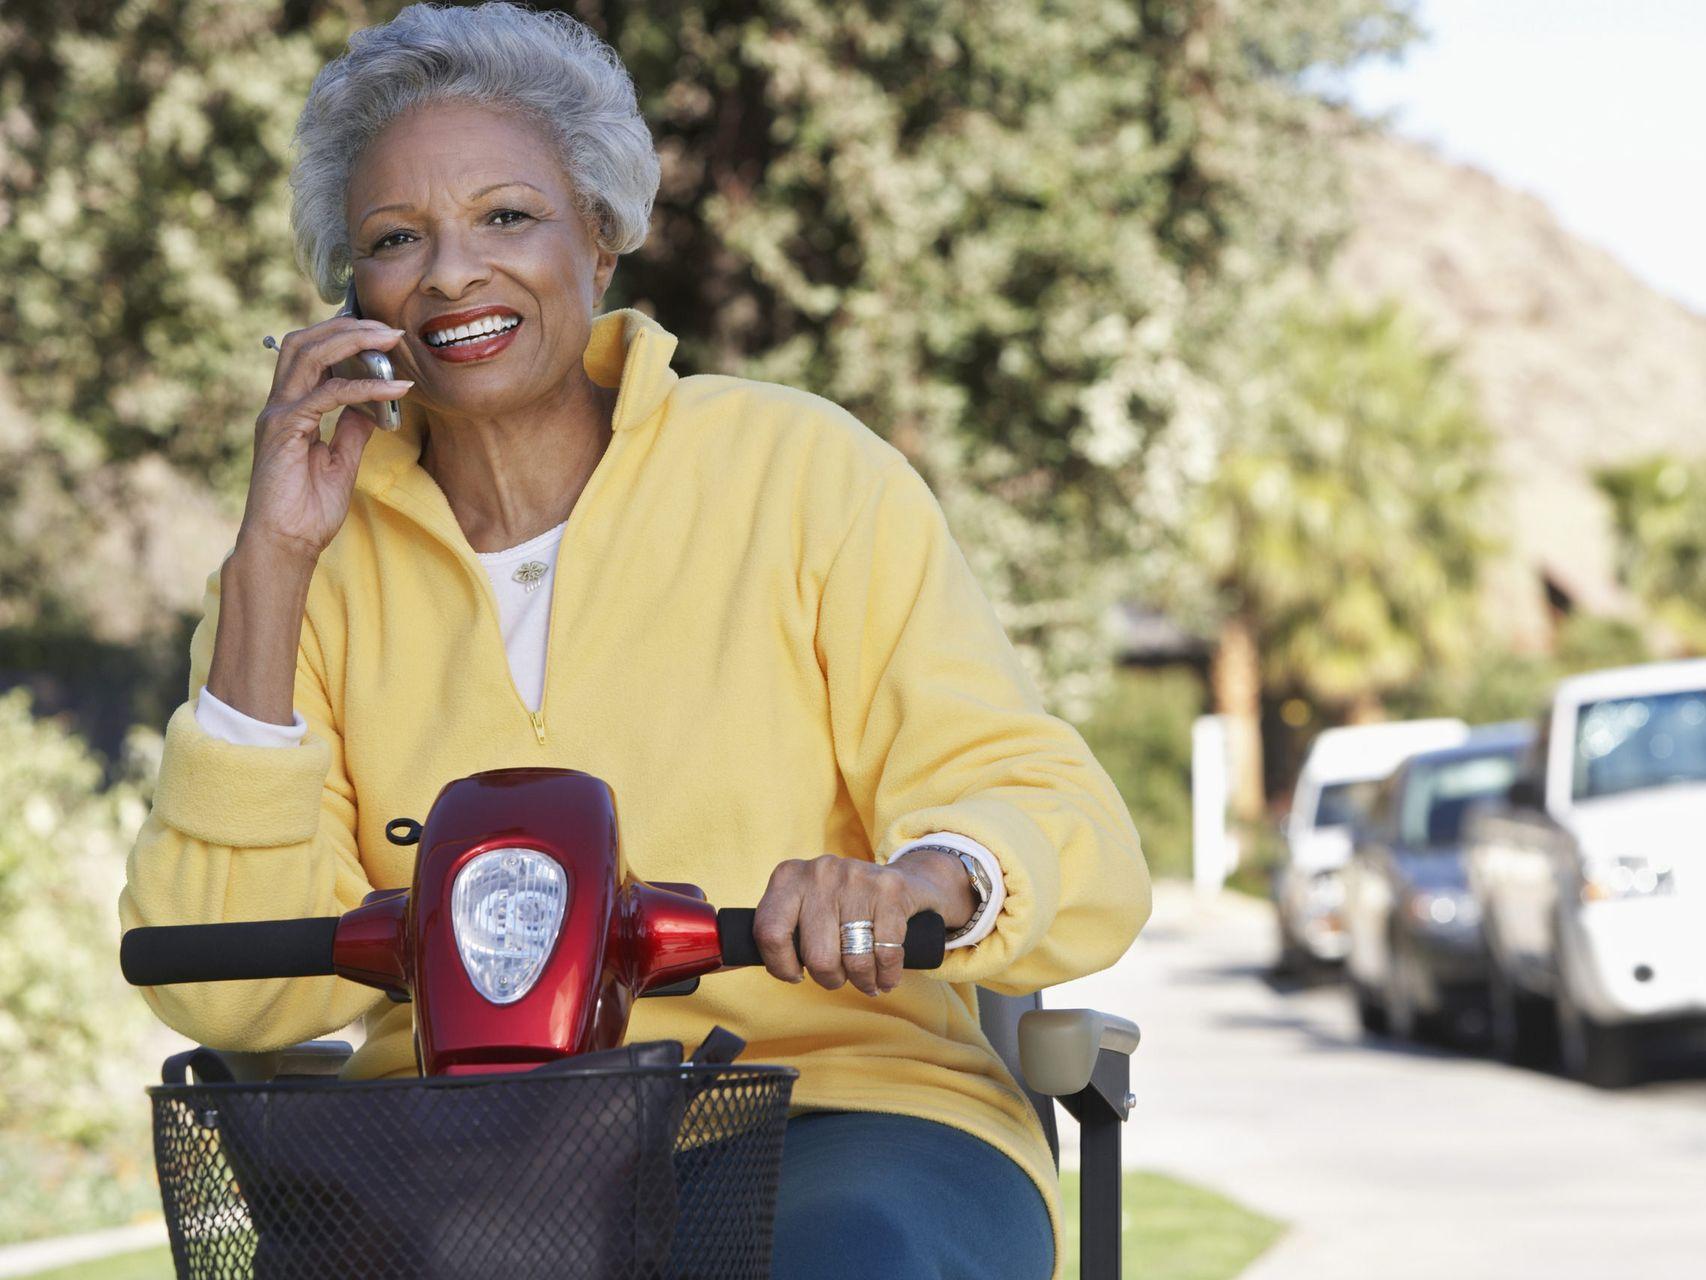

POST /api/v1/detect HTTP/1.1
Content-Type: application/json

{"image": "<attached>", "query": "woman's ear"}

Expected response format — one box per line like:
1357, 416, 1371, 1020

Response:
590, 246, 619, 306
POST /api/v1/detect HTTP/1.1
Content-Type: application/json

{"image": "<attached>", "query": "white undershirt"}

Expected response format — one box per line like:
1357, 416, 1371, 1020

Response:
472, 517, 568, 713
194, 523, 1005, 948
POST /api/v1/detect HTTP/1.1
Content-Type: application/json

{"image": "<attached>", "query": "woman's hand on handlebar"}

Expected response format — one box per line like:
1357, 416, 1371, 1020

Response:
242, 316, 413, 565
753, 854, 973, 997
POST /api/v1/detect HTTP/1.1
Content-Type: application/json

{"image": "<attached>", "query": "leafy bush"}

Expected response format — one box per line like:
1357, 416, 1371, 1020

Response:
0, 689, 161, 1243
1076, 667, 1203, 880
1598, 457, 1706, 650
1389, 613, 1654, 729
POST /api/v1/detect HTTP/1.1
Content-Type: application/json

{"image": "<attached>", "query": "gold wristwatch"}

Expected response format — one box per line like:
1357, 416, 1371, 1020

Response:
908, 843, 994, 943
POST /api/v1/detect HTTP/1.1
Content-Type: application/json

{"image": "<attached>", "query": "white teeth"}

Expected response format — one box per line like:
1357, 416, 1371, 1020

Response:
426, 316, 520, 347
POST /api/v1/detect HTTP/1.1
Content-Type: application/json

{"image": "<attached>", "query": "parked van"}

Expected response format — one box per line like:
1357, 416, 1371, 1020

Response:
1466, 660, 1706, 1087
1277, 718, 1469, 971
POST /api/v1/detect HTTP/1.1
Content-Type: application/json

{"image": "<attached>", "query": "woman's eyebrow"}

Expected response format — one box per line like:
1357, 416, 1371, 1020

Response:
356, 181, 547, 228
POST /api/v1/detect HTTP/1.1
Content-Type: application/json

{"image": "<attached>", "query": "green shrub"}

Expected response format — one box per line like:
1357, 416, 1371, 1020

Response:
1076, 667, 1203, 880
0, 689, 160, 1243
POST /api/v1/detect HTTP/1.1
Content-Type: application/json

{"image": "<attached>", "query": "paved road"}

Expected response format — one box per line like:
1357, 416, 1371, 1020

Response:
1047, 883, 1706, 1279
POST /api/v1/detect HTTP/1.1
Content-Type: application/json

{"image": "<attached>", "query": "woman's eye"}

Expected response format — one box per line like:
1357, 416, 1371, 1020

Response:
373, 230, 413, 251
489, 209, 531, 228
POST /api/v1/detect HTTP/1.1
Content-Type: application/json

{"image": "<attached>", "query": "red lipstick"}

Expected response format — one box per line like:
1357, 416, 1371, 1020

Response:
419, 305, 524, 365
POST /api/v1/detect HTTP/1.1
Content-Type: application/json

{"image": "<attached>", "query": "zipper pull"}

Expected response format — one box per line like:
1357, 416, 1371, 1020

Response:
529, 710, 546, 745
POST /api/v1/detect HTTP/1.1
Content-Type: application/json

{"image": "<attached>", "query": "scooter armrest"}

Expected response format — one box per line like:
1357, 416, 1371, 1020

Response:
1016, 1009, 1141, 1097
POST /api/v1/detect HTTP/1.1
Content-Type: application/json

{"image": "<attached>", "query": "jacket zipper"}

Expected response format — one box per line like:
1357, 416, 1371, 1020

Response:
371, 420, 634, 749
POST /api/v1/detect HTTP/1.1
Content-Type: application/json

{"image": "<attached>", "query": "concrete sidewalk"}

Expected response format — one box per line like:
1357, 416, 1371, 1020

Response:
1047, 882, 1706, 1279
0, 1222, 165, 1279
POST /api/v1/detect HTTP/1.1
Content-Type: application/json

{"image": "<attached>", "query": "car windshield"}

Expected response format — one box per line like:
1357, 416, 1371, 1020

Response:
1573, 689, 1706, 800
1398, 751, 1521, 849
1312, 780, 1382, 829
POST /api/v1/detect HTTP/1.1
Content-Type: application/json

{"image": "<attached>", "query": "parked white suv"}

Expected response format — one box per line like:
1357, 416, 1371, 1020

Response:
1276, 718, 1469, 970
1466, 659, 1706, 1087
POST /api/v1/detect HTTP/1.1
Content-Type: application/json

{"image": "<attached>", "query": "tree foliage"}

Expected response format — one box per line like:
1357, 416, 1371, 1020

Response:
1190, 298, 1496, 711
0, 0, 373, 491
0, 0, 1416, 706
1597, 456, 1706, 651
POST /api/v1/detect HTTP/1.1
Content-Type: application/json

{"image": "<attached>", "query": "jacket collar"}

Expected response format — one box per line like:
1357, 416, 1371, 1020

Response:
354, 307, 681, 505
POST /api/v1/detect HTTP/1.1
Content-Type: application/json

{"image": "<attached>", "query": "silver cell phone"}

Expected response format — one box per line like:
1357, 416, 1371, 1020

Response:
333, 280, 403, 431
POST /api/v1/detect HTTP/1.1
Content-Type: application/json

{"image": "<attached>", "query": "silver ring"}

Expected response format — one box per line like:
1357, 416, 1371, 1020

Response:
839, 919, 875, 956
873, 941, 905, 950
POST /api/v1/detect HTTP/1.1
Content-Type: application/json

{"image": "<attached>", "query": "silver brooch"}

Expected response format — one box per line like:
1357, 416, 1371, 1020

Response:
512, 561, 548, 593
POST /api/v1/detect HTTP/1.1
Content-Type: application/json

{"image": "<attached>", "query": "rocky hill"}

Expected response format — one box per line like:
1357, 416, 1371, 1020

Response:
1331, 130, 1706, 650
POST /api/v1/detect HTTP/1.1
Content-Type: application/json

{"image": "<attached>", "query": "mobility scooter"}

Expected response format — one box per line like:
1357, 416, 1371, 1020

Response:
123, 766, 1141, 1278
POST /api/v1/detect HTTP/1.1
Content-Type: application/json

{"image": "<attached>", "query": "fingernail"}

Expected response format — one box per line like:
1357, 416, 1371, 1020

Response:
788, 975, 804, 984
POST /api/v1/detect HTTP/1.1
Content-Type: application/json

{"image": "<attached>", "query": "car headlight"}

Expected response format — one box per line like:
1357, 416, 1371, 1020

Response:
1305, 871, 1345, 912
1406, 891, 1480, 929
451, 847, 568, 1003
1580, 854, 1674, 904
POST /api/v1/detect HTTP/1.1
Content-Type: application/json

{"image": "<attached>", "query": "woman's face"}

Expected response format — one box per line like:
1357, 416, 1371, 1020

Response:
344, 99, 618, 423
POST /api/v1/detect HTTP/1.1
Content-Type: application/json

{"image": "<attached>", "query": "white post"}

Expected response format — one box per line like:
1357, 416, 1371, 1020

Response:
1192, 714, 1233, 893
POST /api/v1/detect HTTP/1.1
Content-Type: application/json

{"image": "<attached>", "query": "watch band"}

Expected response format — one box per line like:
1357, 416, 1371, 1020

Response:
903, 842, 994, 943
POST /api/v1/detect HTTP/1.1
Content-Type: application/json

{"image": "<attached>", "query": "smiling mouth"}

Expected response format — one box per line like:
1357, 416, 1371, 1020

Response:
423, 315, 523, 348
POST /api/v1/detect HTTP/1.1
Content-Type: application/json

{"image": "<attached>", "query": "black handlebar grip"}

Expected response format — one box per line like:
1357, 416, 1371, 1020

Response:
120, 919, 340, 987
715, 909, 945, 971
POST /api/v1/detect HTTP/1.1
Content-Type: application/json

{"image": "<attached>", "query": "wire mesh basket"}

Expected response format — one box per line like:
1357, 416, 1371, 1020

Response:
149, 1062, 796, 1280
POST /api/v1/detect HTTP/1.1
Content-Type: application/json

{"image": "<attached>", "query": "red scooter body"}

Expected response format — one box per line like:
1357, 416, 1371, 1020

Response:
332, 768, 724, 1076
119, 766, 942, 1075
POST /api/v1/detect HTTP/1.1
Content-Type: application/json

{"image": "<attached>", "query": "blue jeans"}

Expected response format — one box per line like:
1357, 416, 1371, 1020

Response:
770, 1111, 1055, 1280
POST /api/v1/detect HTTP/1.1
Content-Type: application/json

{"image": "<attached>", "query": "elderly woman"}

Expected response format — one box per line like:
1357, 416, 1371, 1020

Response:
120, 4, 1148, 1276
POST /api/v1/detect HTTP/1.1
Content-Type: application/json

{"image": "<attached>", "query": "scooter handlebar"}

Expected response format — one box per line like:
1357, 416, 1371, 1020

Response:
120, 908, 947, 988
715, 909, 945, 970
121, 918, 339, 987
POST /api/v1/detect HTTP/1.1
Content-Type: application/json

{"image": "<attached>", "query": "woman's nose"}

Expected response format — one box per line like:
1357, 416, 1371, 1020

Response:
419, 233, 492, 301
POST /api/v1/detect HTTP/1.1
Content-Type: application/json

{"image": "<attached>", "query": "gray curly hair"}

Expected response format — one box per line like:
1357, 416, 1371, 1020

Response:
289, 2, 660, 302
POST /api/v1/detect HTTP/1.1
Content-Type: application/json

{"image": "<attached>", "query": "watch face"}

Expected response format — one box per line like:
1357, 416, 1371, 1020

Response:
958, 852, 992, 901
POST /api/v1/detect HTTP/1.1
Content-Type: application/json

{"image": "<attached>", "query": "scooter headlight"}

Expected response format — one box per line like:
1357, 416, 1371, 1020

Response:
451, 848, 568, 1003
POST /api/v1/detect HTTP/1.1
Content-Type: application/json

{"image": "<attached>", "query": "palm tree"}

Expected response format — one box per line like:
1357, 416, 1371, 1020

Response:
1194, 299, 1495, 817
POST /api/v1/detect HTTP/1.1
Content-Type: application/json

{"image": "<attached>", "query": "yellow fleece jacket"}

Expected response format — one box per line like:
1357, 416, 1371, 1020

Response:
120, 307, 1151, 1271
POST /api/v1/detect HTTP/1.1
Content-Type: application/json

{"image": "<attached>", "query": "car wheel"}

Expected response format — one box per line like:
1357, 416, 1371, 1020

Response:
1275, 914, 1311, 979
1353, 979, 1388, 1035
1488, 948, 1550, 1067
1556, 972, 1643, 1089
1383, 929, 1438, 1044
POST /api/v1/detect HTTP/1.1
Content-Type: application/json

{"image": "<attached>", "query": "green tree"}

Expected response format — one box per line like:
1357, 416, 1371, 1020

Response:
1597, 456, 1706, 650
0, 0, 372, 487
1188, 298, 1496, 813
0, 0, 1416, 706
602, 0, 1417, 708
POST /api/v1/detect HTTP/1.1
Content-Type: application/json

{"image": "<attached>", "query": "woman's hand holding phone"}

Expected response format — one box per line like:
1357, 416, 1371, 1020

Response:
242, 315, 412, 565
204, 315, 412, 725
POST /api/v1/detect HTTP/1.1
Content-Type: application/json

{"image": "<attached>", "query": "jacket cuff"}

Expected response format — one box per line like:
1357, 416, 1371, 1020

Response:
886, 832, 1007, 949
153, 698, 331, 848
880, 798, 1056, 986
